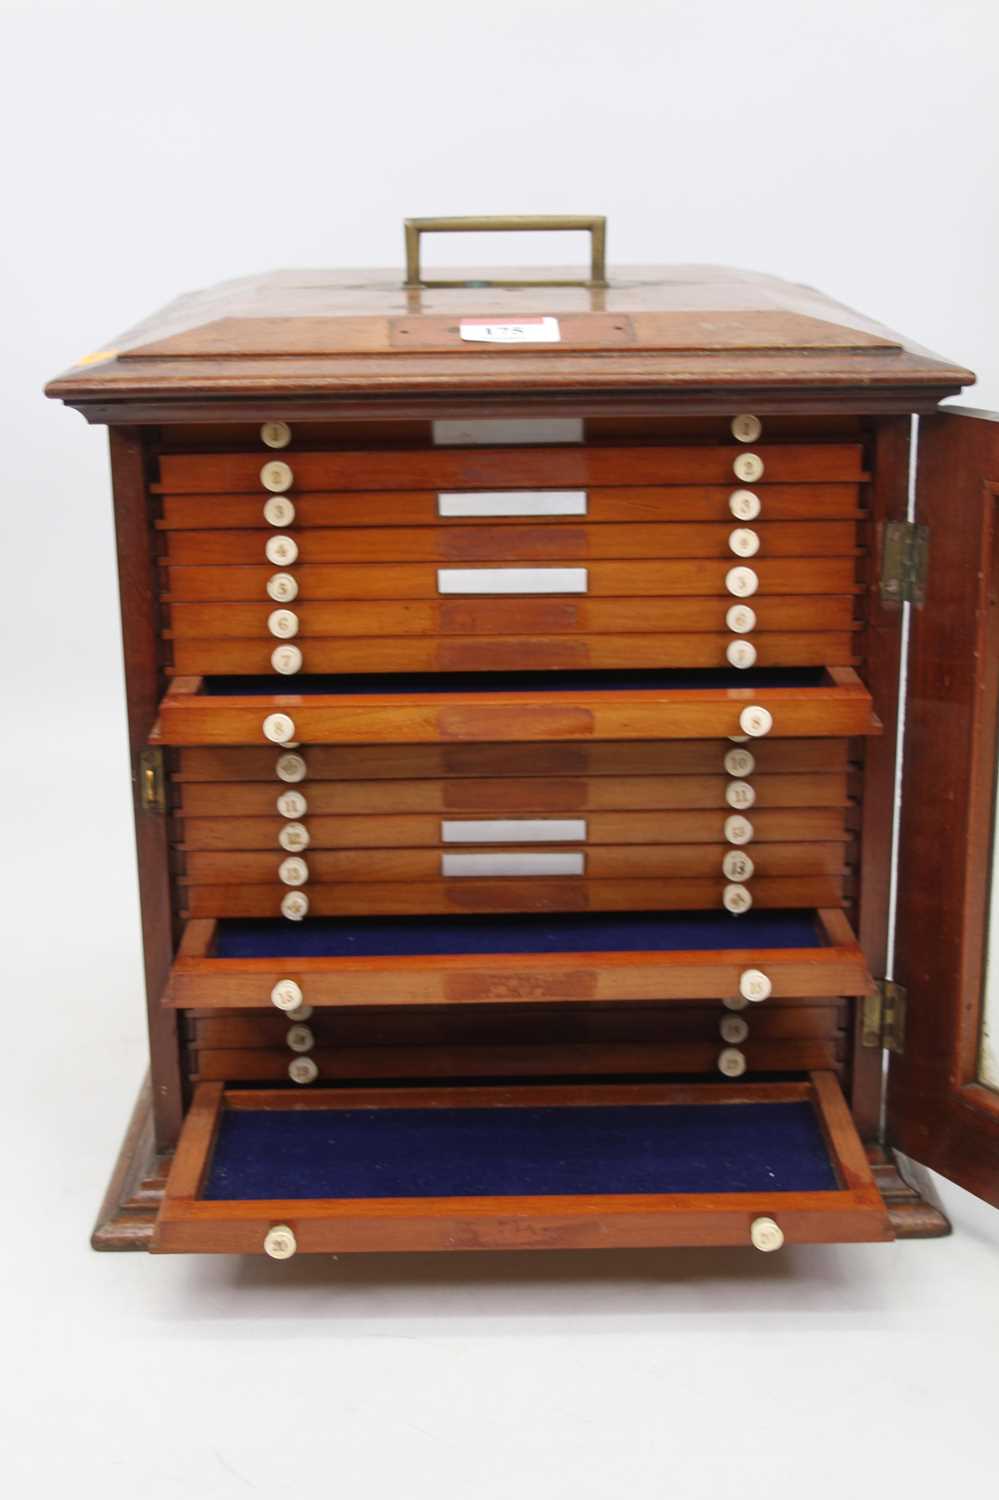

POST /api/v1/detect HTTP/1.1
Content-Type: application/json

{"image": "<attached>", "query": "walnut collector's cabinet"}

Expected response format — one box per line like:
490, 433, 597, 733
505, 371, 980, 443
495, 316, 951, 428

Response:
45, 217, 999, 1259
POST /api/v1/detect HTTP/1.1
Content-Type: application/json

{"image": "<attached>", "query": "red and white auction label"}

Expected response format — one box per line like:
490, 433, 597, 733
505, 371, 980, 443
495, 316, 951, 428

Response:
459, 315, 561, 344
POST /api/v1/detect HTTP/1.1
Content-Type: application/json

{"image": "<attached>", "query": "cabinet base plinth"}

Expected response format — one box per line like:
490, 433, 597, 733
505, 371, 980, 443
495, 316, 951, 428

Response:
867, 1145, 951, 1239
91, 1074, 171, 1252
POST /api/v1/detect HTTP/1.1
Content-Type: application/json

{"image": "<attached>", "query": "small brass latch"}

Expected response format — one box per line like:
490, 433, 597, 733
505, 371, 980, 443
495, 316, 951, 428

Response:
880, 521, 929, 607
862, 980, 907, 1053
138, 748, 166, 814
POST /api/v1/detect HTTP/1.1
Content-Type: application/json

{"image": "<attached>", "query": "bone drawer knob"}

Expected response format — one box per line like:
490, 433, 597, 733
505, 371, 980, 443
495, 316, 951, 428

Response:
718, 1046, 747, 1077
722, 994, 750, 1012
726, 604, 756, 634
276, 752, 307, 783
750, 1217, 785, 1253
276, 788, 308, 818
260, 459, 294, 492
263, 713, 296, 744
279, 821, 310, 852
733, 452, 764, 483
731, 414, 763, 443
739, 969, 773, 1002
722, 849, 754, 881
739, 705, 773, 737
729, 488, 761, 520
725, 779, 756, 810
263, 1224, 298, 1259
720, 1014, 750, 1044
265, 534, 299, 566
286, 1003, 313, 1022
724, 747, 755, 776
268, 608, 299, 639
724, 814, 754, 845
726, 639, 757, 670
286, 1024, 315, 1054
267, 571, 299, 603
272, 644, 303, 675
281, 890, 310, 921
288, 1056, 318, 1085
728, 527, 760, 559
279, 856, 309, 887
260, 420, 292, 449
726, 566, 758, 598
270, 978, 304, 1012
723, 883, 752, 913
263, 495, 295, 527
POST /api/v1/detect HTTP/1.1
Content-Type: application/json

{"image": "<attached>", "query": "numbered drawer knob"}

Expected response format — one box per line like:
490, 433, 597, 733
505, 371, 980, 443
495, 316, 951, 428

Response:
281, 890, 310, 921
724, 814, 754, 845
728, 527, 760, 559
288, 1055, 318, 1085
267, 571, 299, 603
726, 639, 757, 670
725, 566, 758, 599
718, 1047, 747, 1078
750, 1216, 785, 1253
720, 1014, 749, 1044
724, 747, 755, 777
272, 644, 303, 675
731, 414, 762, 443
733, 452, 764, 483
722, 993, 750, 1012
729, 488, 761, 521
286, 1023, 315, 1054
261, 420, 292, 449
286, 1003, 313, 1022
739, 968, 772, 1003
277, 788, 308, 817
263, 713, 296, 744
279, 821, 311, 852
268, 608, 299, 639
270, 978, 304, 1012
265, 535, 299, 566
726, 603, 756, 635
279, 856, 309, 887
276, 752, 307, 783
739, 705, 773, 738
725, 780, 756, 811
723, 883, 753, 914
260, 459, 294, 492
722, 849, 754, 882
263, 1224, 298, 1259
263, 495, 296, 527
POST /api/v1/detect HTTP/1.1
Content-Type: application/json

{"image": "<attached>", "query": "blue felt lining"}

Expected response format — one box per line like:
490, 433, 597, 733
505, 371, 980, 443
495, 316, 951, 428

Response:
202, 1100, 838, 1200
201, 668, 825, 696
213, 909, 824, 959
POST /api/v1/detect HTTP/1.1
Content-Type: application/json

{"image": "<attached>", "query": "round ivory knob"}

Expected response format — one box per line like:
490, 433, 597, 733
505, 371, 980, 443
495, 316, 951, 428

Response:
722, 848, 754, 881
267, 571, 299, 603
725, 779, 756, 811
724, 747, 755, 777
276, 752, 307, 783
728, 527, 760, 559
263, 713, 296, 745
260, 460, 294, 492
261, 420, 292, 449
723, 883, 753, 914
731, 414, 762, 443
263, 495, 296, 527
270, 978, 303, 1011
726, 639, 757, 670
724, 814, 754, 845
272, 644, 303, 675
720, 1014, 749, 1044
276, 788, 308, 818
726, 603, 756, 635
739, 705, 773, 737
263, 1224, 298, 1259
265, 534, 299, 566
750, 1216, 784, 1253
279, 821, 310, 852
268, 608, 299, 639
739, 968, 772, 1003
733, 452, 764, 483
718, 1046, 747, 1077
729, 488, 761, 521
286, 1003, 313, 1022
281, 890, 310, 921
279, 856, 309, 887
286, 1023, 315, 1054
725, 566, 758, 599
722, 993, 750, 1012
288, 1055, 318, 1085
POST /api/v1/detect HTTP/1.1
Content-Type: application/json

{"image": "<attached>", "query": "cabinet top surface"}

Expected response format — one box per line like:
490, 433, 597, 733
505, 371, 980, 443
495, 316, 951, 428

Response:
45, 263, 975, 415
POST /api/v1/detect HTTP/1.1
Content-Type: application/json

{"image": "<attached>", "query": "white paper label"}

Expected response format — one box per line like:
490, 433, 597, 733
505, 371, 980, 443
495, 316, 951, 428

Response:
459, 316, 561, 344
438, 490, 587, 518
438, 567, 587, 594
441, 852, 585, 878
441, 819, 588, 844
433, 418, 583, 446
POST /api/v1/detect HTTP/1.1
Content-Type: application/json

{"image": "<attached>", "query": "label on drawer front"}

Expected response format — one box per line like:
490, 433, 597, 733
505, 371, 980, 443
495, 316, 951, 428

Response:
438, 490, 587, 518
442, 818, 588, 844
438, 567, 588, 594
459, 316, 561, 344
433, 418, 583, 446
442, 852, 585, 878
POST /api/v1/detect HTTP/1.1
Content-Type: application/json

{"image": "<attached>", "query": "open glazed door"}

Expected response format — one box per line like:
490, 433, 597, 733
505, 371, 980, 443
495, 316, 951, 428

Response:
889, 410, 999, 1207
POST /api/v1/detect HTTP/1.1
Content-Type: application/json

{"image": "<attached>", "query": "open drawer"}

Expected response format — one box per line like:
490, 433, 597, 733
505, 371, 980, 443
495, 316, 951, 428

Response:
153, 667, 880, 745
166, 907, 872, 1008
151, 1073, 892, 1254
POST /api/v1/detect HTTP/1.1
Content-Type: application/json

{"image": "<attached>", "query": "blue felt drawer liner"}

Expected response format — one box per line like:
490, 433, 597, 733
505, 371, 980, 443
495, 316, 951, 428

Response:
202, 1099, 838, 1200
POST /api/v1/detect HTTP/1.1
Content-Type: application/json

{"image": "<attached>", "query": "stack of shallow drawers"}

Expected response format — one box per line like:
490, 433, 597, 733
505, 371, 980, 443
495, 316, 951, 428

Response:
154, 414, 874, 1092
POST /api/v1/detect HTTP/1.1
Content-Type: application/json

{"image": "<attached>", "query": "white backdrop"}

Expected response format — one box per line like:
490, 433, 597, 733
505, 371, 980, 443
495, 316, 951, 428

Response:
2, 3, 999, 1498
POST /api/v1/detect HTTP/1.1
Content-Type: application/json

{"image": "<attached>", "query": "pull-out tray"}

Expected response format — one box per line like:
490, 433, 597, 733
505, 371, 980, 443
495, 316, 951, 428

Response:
152, 1073, 891, 1253
153, 667, 880, 745
166, 907, 871, 1008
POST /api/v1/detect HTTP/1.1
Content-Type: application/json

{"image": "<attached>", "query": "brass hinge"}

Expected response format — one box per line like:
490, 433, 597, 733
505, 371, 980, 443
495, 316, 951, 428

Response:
138, 748, 166, 813
880, 521, 929, 607
861, 980, 907, 1053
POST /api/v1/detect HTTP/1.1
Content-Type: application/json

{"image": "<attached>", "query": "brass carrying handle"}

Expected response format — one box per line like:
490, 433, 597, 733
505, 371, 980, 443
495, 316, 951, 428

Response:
403, 215, 608, 290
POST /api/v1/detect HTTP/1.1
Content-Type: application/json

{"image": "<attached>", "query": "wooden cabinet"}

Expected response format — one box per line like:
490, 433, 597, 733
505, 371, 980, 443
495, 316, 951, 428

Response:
46, 218, 999, 1258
